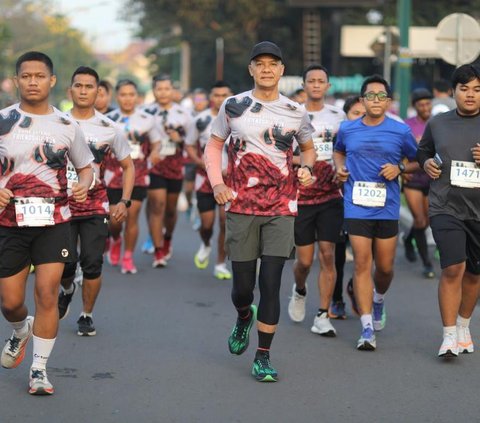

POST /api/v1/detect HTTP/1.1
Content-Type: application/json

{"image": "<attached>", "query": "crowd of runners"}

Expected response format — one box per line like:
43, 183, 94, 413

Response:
0, 41, 479, 394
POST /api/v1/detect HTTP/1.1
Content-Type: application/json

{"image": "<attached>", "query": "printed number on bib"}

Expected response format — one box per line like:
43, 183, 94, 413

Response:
15, 197, 55, 227
130, 143, 143, 160
159, 139, 177, 157
450, 160, 480, 188
67, 163, 78, 188
313, 137, 333, 161
352, 181, 386, 207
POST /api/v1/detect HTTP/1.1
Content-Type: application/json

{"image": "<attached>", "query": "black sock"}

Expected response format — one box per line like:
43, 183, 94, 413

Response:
164, 234, 172, 241
413, 227, 432, 267
237, 306, 251, 320
317, 308, 328, 317
256, 331, 274, 357
295, 286, 306, 296
405, 226, 414, 242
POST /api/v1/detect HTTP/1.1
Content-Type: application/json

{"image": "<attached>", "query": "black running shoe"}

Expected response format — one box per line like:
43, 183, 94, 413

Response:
58, 285, 76, 320
77, 315, 96, 336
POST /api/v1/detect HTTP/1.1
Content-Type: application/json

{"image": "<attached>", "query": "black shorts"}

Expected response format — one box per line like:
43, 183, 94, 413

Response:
430, 214, 480, 274
107, 187, 147, 204
345, 219, 399, 239
403, 183, 429, 196
295, 198, 344, 246
197, 192, 217, 213
62, 216, 110, 280
148, 174, 183, 193
0, 223, 74, 278
184, 163, 197, 182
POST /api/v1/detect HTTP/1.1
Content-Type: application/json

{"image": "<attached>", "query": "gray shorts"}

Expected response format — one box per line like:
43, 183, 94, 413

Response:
225, 213, 295, 261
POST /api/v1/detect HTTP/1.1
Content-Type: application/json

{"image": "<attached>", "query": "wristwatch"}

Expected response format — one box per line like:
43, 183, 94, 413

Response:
398, 162, 406, 173
302, 165, 313, 175
119, 199, 132, 208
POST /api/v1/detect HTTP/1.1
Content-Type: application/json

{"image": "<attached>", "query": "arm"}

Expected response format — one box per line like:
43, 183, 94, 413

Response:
186, 144, 205, 169
110, 156, 135, 223
72, 165, 94, 203
416, 123, 441, 179
333, 151, 349, 183
297, 139, 315, 186
204, 135, 233, 205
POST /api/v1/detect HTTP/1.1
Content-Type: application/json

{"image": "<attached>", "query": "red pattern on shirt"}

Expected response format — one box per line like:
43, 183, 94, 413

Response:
298, 161, 342, 205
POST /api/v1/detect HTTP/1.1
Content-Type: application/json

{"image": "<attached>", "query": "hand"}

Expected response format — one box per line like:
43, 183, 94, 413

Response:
149, 150, 164, 166
379, 163, 401, 181
71, 182, 89, 203
213, 183, 234, 205
0, 188, 13, 208
335, 166, 349, 183
166, 127, 182, 143
471, 143, 480, 165
110, 203, 127, 224
423, 158, 442, 179
297, 167, 313, 186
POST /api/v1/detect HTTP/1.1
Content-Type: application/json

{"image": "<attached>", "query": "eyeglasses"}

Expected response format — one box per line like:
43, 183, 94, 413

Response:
363, 92, 389, 101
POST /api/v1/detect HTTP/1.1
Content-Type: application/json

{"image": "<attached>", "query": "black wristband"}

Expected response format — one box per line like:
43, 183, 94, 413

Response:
302, 165, 313, 175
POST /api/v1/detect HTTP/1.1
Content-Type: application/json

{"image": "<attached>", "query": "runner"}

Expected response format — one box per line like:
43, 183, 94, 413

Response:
57, 66, 134, 335
185, 81, 232, 279
205, 41, 315, 381
334, 75, 418, 351
287, 64, 345, 337
417, 64, 480, 358
0, 51, 93, 395
403, 88, 435, 278
144, 75, 192, 267
105, 79, 161, 274
94, 80, 114, 115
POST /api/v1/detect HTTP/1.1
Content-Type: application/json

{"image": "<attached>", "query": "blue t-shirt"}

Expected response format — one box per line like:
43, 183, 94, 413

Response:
335, 116, 417, 220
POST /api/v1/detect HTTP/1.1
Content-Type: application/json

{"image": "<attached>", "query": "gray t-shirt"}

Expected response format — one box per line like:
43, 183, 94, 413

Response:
417, 109, 480, 220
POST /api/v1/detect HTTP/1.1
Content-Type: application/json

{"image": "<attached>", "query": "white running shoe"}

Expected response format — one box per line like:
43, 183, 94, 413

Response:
1, 316, 34, 369
457, 326, 474, 354
311, 313, 337, 337
287, 284, 307, 323
438, 333, 459, 358
213, 263, 232, 280
194, 243, 211, 269
29, 368, 54, 395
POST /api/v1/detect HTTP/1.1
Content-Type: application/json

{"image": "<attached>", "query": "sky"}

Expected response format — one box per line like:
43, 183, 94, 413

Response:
55, 0, 136, 53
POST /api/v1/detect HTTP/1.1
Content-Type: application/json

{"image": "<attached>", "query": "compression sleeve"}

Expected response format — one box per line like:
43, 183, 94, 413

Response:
204, 138, 225, 188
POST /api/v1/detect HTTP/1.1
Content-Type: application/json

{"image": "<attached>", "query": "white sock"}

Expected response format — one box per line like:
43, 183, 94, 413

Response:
62, 284, 75, 295
80, 312, 92, 318
373, 291, 385, 304
11, 318, 28, 338
32, 336, 56, 370
443, 326, 456, 338
360, 314, 373, 329
457, 315, 471, 328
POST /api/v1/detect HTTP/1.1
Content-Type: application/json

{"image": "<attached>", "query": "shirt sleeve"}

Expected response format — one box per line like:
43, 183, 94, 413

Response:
295, 111, 314, 145
401, 127, 418, 161
211, 101, 231, 140
69, 123, 94, 169
111, 125, 132, 162
185, 116, 199, 146
416, 122, 435, 168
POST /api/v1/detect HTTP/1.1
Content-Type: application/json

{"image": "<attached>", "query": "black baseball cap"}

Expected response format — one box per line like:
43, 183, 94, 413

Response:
249, 41, 283, 62
411, 88, 433, 105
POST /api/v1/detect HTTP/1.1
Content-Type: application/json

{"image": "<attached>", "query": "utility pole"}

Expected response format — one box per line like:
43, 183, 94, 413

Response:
395, 0, 411, 118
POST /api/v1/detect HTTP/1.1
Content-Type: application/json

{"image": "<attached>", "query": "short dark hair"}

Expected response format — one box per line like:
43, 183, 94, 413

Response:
211, 80, 232, 91
99, 80, 113, 93
433, 79, 451, 93
343, 95, 362, 114
451, 65, 480, 89
16, 51, 54, 75
302, 64, 330, 82
71, 66, 99, 85
115, 79, 137, 92
360, 74, 392, 97
192, 88, 208, 97
152, 74, 172, 88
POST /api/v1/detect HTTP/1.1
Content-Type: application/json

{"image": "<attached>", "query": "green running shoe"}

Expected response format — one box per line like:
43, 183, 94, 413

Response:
252, 351, 278, 382
228, 304, 257, 355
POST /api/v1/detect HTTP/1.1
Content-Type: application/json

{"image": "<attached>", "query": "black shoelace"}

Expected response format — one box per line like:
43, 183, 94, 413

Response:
31, 369, 45, 380
7, 336, 20, 353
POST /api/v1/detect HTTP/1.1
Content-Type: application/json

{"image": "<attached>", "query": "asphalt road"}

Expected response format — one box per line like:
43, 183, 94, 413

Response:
0, 211, 478, 423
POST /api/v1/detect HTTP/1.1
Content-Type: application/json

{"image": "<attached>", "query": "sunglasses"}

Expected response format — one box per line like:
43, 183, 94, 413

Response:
363, 92, 389, 101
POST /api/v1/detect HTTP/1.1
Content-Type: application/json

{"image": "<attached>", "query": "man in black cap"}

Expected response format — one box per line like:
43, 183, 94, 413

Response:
204, 41, 316, 382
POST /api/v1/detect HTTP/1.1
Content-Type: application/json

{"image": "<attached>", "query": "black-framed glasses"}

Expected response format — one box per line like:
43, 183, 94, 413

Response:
363, 92, 389, 101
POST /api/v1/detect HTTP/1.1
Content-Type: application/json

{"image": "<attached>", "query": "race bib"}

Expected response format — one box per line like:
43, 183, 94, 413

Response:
66, 162, 78, 188
450, 160, 480, 188
130, 143, 143, 160
313, 137, 333, 161
159, 139, 177, 156
352, 181, 386, 207
15, 197, 55, 227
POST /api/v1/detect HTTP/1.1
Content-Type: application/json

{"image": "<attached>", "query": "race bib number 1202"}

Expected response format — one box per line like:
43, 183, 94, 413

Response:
352, 181, 386, 207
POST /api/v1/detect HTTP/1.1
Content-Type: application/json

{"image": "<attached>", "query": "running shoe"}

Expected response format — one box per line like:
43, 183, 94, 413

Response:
58, 284, 76, 320
287, 284, 307, 323
373, 301, 386, 331
77, 315, 96, 336
192, 216, 201, 231
423, 266, 435, 279
29, 368, 54, 395
107, 237, 122, 266
1, 316, 34, 369
346, 278, 359, 316
213, 263, 232, 280
438, 333, 458, 358
194, 243, 211, 269
457, 326, 474, 354
228, 304, 257, 355
141, 236, 155, 254
329, 301, 347, 320
357, 326, 376, 351
252, 351, 278, 382
163, 238, 173, 260
403, 235, 417, 262
121, 255, 137, 274
152, 249, 168, 268
311, 313, 336, 337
